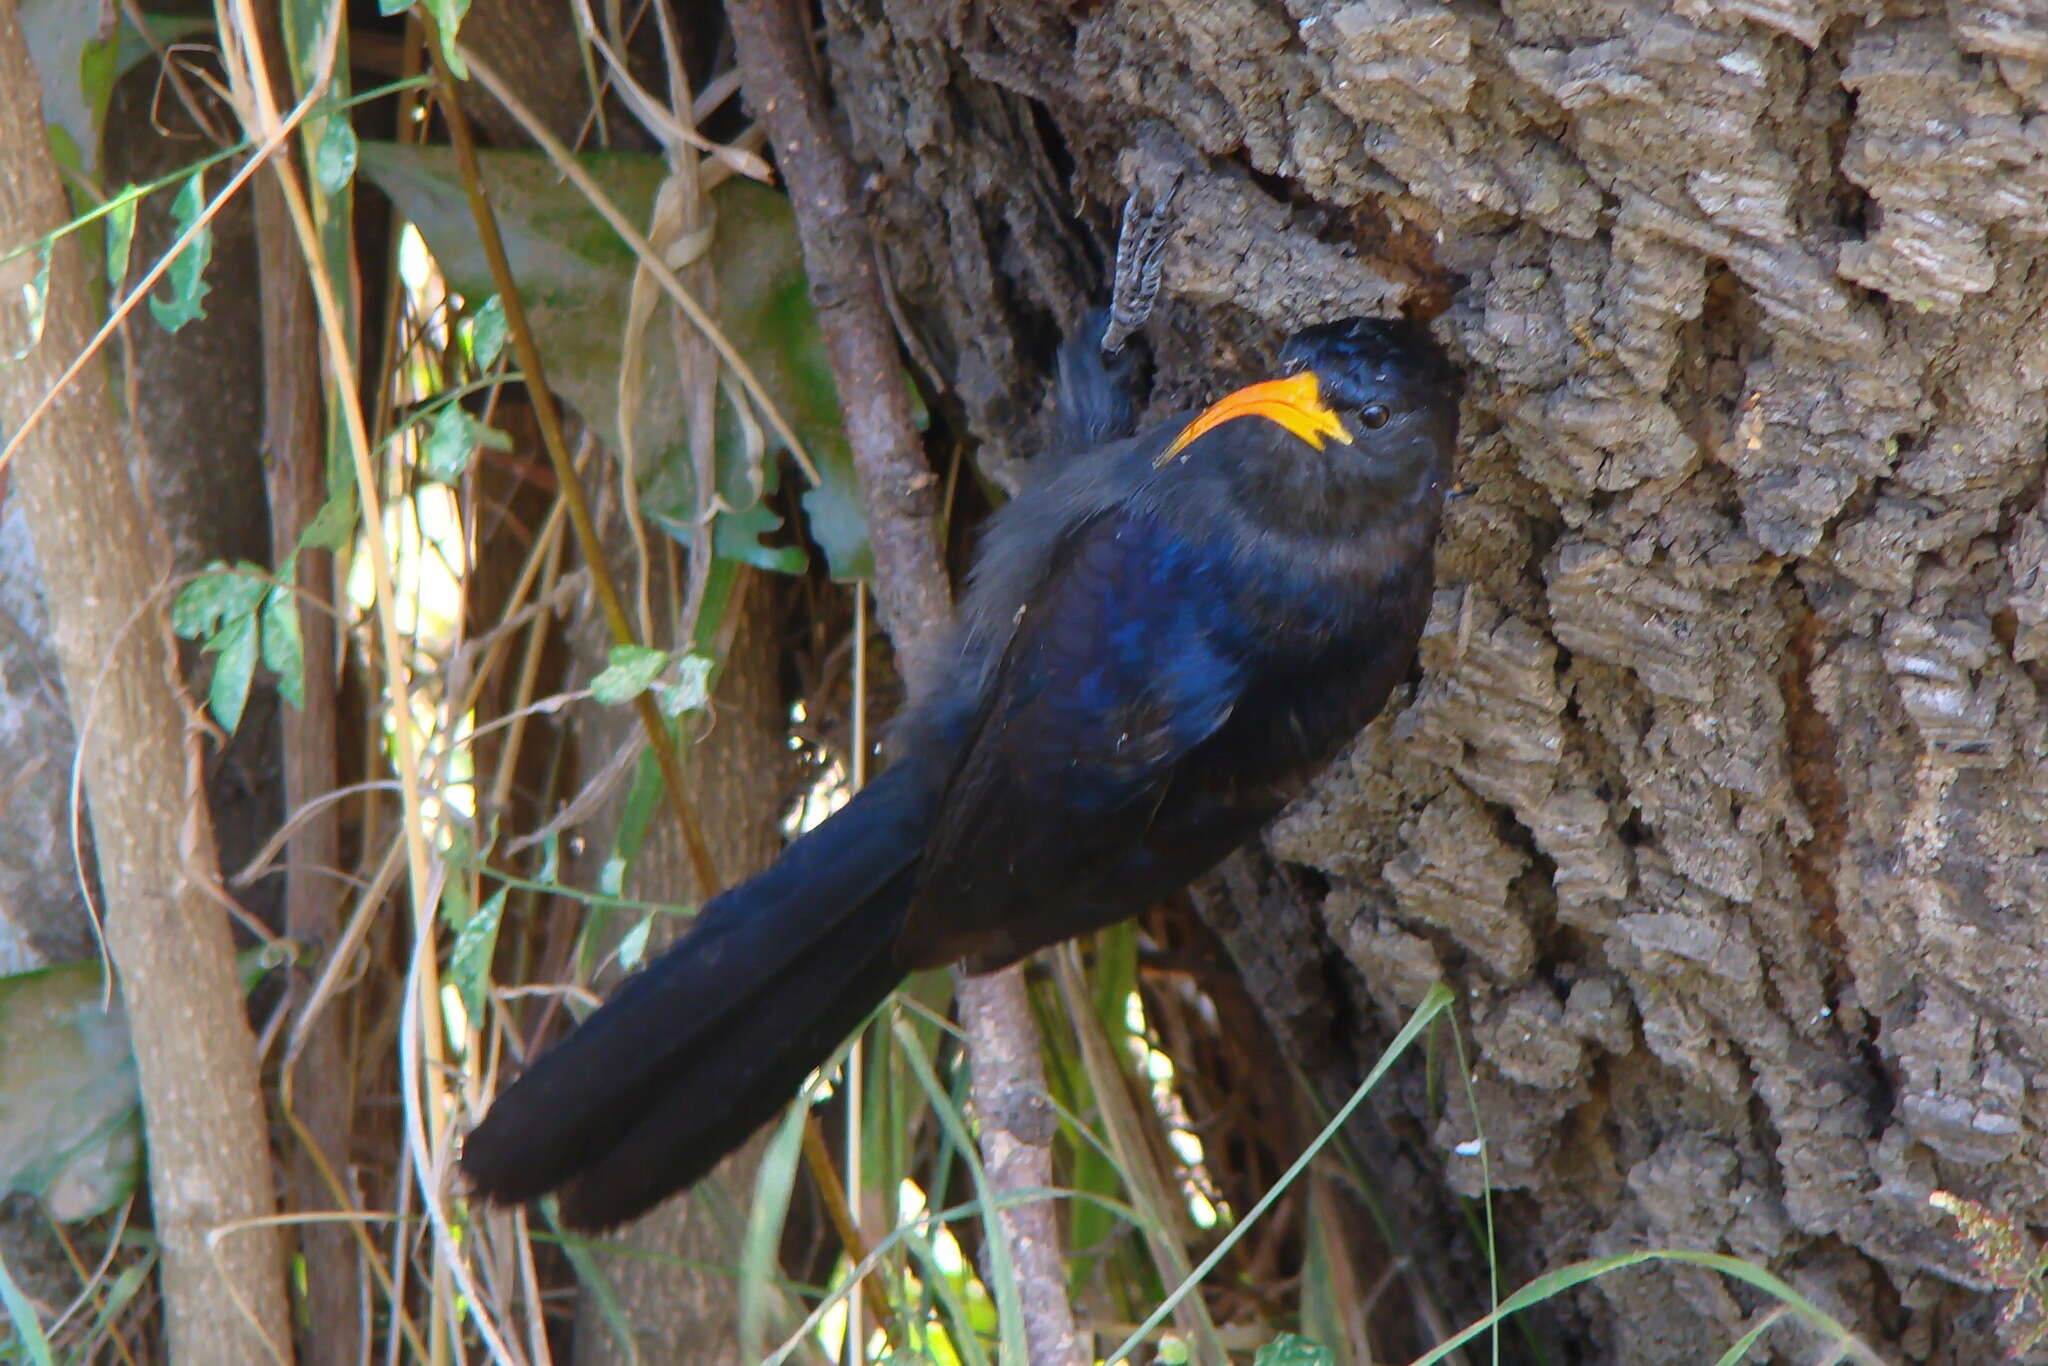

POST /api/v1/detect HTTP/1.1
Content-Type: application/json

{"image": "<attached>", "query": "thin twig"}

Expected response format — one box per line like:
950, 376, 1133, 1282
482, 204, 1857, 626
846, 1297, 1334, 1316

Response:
726, 0, 949, 678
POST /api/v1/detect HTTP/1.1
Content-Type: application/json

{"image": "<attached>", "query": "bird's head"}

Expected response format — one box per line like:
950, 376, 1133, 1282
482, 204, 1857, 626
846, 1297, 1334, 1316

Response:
1156, 316, 1461, 522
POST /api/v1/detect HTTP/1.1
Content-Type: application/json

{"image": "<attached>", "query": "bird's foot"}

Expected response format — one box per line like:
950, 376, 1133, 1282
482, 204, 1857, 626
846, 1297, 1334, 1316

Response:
1100, 171, 1182, 356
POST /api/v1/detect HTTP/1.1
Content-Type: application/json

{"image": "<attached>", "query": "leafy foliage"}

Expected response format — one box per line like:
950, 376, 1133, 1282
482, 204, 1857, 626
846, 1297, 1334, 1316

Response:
356, 142, 882, 579
171, 563, 304, 732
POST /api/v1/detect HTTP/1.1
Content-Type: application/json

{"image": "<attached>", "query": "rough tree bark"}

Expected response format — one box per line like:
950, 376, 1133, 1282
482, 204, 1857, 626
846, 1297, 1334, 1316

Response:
0, 2, 292, 1358
811, 3, 2048, 1362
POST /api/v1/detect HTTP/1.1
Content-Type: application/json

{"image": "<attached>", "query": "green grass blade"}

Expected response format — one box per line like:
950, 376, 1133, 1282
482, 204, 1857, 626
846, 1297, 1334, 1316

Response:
1104, 983, 1455, 1366
0, 1244, 54, 1366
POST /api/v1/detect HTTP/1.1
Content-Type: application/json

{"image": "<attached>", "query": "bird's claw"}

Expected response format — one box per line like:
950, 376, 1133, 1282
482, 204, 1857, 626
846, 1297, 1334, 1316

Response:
1100, 171, 1183, 356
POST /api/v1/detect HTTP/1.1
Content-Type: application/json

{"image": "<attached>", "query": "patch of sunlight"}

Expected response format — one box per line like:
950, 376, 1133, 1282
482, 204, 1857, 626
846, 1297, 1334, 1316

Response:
783, 753, 852, 839
897, 1179, 970, 1278
348, 220, 480, 837
440, 982, 471, 1061
1124, 989, 1232, 1230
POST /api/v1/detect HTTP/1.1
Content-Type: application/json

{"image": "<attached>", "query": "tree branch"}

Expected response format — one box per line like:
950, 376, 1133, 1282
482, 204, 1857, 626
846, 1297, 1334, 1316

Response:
726, 4, 1081, 1362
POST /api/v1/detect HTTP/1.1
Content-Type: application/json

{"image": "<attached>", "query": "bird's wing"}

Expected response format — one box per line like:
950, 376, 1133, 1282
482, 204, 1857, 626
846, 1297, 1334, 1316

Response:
899, 502, 1249, 967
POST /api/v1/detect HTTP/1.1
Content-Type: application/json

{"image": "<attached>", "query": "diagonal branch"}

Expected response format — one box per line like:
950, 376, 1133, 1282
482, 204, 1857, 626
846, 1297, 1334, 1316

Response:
727, 4, 1082, 1365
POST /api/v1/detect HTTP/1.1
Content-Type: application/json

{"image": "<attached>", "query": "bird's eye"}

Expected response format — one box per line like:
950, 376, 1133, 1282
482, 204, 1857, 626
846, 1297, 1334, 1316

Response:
1360, 403, 1393, 429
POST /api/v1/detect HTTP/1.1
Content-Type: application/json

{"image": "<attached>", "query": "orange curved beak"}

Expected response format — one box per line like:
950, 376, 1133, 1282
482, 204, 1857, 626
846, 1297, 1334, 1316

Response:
1157, 371, 1353, 466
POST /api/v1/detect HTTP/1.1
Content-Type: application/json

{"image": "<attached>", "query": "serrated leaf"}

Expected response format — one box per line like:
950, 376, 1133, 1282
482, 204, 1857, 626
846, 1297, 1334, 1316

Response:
314, 119, 357, 195
261, 582, 305, 710
0, 960, 142, 1222
591, 644, 670, 705
206, 612, 258, 733
104, 186, 138, 289
470, 294, 507, 369
148, 169, 212, 332
1254, 1335, 1334, 1366
171, 562, 267, 640
448, 886, 506, 1021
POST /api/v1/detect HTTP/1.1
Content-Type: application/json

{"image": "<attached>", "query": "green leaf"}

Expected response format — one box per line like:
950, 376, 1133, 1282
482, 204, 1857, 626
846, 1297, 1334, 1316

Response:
448, 886, 506, 1021
19, 0, 117, 175
171, 562, 267, 640
654, 654, 713, 718
422, 0, 471, 78
206, 611, 259, 734
300, 483, 359, 552
420, 406, 509, 483
470, 294, 507, 369
104, 185, 138, 289
355, 142, 882, 579
261, 582, 305, 710
314, 119, 357, 196
590, 644, 669, 705
148, 169, 212, 332
0, 960, 143, 1221
1254, 1336, 1334, 1366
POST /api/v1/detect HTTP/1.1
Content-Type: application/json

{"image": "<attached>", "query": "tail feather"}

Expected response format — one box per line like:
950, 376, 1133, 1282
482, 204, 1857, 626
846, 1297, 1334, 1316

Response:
460, 765, 931, 1226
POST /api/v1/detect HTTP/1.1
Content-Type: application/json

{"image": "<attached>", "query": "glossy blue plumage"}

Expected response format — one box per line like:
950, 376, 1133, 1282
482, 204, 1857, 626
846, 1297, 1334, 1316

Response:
462, 313, 1462, 1228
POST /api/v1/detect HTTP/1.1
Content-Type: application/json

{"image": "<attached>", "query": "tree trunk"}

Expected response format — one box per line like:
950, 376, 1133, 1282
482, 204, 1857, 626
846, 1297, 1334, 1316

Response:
813, 4, 2048, 1361
0, 2, 292, 1357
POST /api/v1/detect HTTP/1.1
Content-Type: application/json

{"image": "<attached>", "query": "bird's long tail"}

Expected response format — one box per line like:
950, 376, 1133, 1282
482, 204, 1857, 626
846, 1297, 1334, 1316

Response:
460, 763, 932, 1230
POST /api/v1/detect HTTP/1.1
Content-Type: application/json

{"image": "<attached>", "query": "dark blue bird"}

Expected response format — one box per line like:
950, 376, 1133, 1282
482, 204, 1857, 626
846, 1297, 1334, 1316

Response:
461, 311, 1463, 1229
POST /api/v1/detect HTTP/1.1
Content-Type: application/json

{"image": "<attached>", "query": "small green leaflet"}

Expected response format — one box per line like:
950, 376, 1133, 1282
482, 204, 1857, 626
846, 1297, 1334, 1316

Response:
448, 885, 506, 1021
260, 580, 305, 710
171, 562, 308, 732
380, 0, 471, 77
655, 653, 713, 718
149, 169, 212, 332
314, 120, 358, 196
469, 294, 507, 369
300, 483, 359, 553
589, 646, 714, 712
590, 644, 669, 705
6, 241, 52, 361
421, 406, 510, 483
